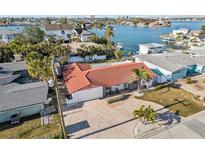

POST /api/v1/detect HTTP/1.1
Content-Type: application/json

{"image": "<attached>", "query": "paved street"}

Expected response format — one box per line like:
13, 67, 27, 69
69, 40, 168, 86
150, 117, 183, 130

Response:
143, 110, 205, 139
63, 96, 166, 139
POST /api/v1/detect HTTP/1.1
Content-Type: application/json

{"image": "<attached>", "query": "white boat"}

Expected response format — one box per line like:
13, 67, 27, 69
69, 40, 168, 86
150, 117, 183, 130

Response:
116, 43, 123, 50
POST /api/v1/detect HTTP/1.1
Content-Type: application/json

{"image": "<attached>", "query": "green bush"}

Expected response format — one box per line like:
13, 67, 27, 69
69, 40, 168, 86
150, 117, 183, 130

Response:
186, 77, 192, 84
155, 85, 167, 91
107, 94, 129, 104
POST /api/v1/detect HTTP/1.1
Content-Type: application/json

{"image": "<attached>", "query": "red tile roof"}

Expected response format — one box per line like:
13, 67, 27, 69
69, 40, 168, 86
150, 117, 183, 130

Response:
63, 62, 156, 94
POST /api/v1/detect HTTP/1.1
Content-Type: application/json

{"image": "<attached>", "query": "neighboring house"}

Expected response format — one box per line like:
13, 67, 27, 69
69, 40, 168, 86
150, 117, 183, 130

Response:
134, 53, 205, 83
0, 29, 22, 43
63, 62, 156, 104
44, 24, 73, 41
138, 43, 165, 54
0, 61, 48, 124
68, 42, 106, 63
72, 27, 94, 42
0, 61, 27, 76
173, 28, 190, 36
190, 30, 202, 37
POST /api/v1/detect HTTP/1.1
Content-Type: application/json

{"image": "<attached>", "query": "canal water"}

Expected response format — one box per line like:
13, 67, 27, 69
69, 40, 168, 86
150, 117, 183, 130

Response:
90, 21, 205, 52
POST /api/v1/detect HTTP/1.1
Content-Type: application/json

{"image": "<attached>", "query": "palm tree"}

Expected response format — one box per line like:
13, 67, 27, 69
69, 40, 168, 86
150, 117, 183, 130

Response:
0, 45, 14, 62
25, 52, 52, 81
97, 22, 105, 31
133, 105, 157, 124
133, 105, 145, 123
129, 68, 151, 92
104, 26, 114, 41
114, 50, 123, 61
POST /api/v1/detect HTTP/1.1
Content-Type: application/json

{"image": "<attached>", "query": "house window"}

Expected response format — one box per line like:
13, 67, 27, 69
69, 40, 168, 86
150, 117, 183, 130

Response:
123, 83, 128, 89
67, 94, 73, 100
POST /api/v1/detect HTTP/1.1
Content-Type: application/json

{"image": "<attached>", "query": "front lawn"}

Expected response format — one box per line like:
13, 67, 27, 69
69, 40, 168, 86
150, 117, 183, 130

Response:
0, 114, 62, 139
139, 86, 204, 117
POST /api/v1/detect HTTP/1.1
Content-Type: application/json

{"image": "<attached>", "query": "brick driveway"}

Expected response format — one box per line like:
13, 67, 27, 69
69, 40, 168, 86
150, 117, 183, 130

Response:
63, 96, 165, 139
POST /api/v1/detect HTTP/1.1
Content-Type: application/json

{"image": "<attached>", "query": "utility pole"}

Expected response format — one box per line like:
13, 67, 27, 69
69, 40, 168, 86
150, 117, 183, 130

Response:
51, 59, 68, 139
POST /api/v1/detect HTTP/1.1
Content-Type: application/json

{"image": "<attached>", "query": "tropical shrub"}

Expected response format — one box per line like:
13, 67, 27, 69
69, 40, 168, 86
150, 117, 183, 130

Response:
155, 84, 167, 91
107, 94, 129, 104
133, 105, 157, 124
186, 77, 192, 84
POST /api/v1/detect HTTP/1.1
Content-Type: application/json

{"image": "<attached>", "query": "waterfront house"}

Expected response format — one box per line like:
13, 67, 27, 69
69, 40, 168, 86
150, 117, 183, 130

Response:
173, 28, 190, 36
0, 29, 22, 43
72, 27, 94, 42
134, 53, 205, 83
68, 42, 106, 63
44, 24, 73, 42
138, 43, 165, 54
0, 61, 48, 124
63, 62, 156, 104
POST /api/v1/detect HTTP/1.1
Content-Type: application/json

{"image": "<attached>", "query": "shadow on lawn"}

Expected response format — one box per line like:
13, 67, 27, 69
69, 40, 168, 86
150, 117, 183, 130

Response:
154, 98, 192, 125
156, 98, 192, 112
157, 111, 181, 125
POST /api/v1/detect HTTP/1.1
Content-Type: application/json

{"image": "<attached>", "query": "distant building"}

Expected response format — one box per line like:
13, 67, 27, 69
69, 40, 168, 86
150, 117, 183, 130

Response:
67, 42, 106, 63
72, 27, 94, 42
0, 61, 48, 124
0, 30, 22, 43
173, 28, 190, 36
138, 43, 165, 54
44, 24, 73, 42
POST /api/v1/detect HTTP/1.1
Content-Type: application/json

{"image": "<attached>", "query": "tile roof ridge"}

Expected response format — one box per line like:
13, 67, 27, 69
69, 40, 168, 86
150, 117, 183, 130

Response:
90, 62, 143, 71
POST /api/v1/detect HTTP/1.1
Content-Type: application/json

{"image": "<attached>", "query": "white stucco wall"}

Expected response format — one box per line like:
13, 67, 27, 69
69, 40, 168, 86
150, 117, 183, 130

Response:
0, 104, 44, 123
45, 30, 72, 40
81, 35, 92, 42
139, 45, 164, 54
66, 86, 103, 104
195, 65, 205, 73
69, 55, 106, 63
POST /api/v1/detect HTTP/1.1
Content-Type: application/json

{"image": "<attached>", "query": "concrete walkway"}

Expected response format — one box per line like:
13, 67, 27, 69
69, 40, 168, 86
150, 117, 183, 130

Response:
63, 96, 174, 139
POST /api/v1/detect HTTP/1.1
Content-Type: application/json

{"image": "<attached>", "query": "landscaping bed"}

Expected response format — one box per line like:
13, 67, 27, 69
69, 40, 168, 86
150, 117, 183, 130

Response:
0, 114, 62, 139
138, 86, 204, 117
107, 94, 130, 104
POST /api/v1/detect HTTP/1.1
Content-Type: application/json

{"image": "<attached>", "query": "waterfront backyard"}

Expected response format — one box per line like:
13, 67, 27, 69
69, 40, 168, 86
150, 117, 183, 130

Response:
139, 85, 204, 117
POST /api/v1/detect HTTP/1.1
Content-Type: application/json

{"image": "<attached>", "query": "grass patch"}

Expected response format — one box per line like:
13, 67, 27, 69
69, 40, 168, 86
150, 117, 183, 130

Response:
138, 86, 204, 117
0, 114, 62, 139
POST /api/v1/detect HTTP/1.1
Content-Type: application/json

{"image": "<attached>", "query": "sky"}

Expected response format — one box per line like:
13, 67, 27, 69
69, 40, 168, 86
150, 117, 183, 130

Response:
0, 0, 205, 15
